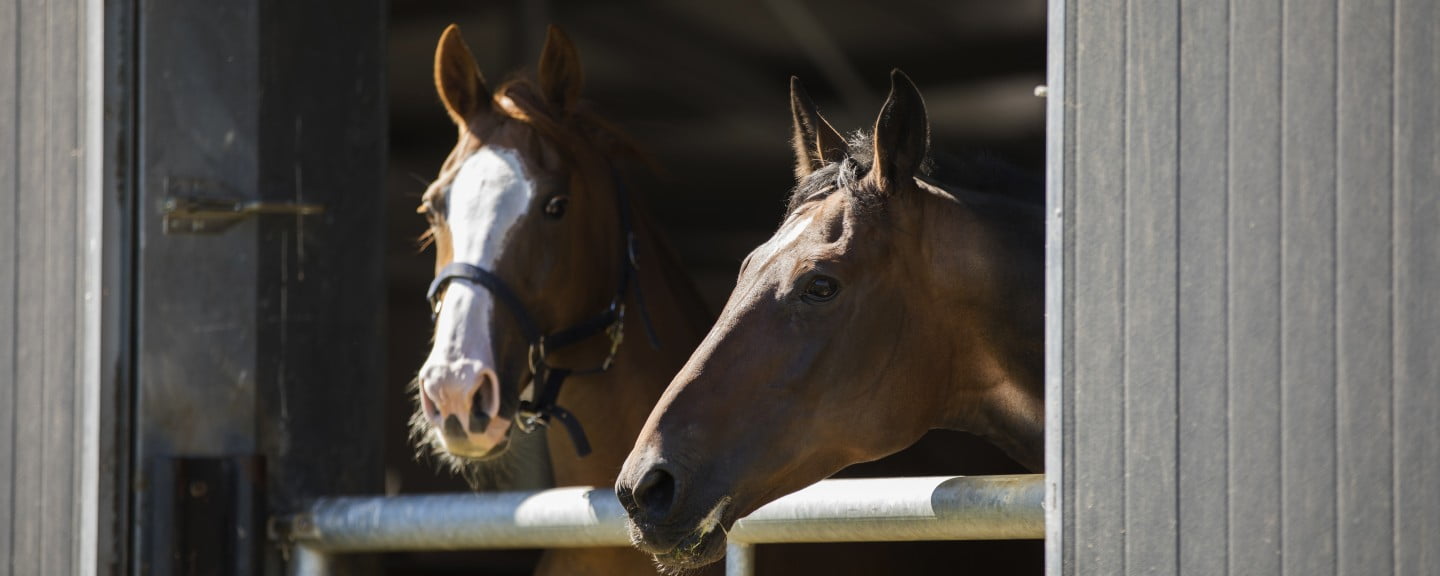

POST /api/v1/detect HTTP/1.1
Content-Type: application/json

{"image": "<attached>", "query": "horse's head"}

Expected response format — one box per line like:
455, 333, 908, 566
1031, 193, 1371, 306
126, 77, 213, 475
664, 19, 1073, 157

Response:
414, 24, 634, 465
617, 71, 1044, 569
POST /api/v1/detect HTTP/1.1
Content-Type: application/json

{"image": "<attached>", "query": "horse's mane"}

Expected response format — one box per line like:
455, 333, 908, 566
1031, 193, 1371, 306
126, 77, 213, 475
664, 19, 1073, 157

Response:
786, 132, 1043, 217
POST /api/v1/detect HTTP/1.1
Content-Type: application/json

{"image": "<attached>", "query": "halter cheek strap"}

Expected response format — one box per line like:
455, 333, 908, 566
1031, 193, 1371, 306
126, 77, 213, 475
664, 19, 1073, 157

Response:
425, 170, 658, 458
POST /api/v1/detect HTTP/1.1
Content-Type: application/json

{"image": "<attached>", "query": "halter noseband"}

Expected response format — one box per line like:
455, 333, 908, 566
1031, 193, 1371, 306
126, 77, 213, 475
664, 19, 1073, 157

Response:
425, 170, 655, 458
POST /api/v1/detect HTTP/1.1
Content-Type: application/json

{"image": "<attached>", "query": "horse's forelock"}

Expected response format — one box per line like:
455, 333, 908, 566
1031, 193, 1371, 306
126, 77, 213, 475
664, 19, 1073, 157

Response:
494, 77, 649, 170
785, 130, 1044, 222
416, 75, 649, 254
785, 132, 882, 215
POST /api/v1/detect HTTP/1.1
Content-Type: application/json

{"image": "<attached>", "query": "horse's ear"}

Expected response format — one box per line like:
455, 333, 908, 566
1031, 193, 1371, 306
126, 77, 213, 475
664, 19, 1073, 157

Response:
790, 77, 849, 179
539, 26, 584, 115
868, 69, 930, 191
434, 24, 491, 128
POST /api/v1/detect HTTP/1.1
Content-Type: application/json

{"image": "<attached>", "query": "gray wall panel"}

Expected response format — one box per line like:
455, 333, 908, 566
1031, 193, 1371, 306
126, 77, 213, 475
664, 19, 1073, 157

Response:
0, 0, 99, 573
0, 0, 17, 568
15, 0, 81, 572
42, 0, 82, 572
1335, 0, 1396, 574
1175, 0, 1229, 573
1279, 1, 1340, 575
1279, 0, 1340, 574
1121, 0, 1179, 574
13, 0, 49, 572
1070, 0, 1127, 572
1058, 0, 1439, 573
1227, 0, 1285, 572
1393, 3, 1440, 575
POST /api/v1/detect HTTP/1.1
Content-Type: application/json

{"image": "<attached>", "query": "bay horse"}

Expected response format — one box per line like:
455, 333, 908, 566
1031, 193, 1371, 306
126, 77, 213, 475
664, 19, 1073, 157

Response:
412, 25, 714, 575
617, 71, 1045, 570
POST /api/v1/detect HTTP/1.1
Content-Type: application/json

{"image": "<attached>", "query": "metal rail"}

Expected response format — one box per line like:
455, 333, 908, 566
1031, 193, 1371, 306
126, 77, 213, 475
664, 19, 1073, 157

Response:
279, 474, 1044, 576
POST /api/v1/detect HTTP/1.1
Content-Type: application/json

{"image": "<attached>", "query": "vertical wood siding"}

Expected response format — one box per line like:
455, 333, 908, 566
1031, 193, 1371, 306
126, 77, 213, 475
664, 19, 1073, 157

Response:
0, 0, 99, 574
1058, 0, 1440, 573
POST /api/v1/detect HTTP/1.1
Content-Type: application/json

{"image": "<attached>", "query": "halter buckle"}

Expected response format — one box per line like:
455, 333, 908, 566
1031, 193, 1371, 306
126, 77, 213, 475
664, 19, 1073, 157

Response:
601, 304, 626, 371
527, 337, 548, 375
428, 294, 443, 320
516, 403, 549, 433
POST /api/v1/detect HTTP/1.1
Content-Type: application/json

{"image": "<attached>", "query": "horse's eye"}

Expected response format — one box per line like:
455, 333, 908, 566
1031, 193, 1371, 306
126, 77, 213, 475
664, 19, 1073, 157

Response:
801, 275, 840, 303
544, 195, 569, 219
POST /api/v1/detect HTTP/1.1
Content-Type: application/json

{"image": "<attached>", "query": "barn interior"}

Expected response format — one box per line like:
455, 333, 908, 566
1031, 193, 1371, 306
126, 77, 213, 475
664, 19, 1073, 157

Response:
381, 1, 1047, 573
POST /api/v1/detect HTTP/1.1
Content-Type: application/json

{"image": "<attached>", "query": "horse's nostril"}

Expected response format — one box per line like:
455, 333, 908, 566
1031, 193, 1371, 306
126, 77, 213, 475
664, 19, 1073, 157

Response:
469, 392, 491, 433
632, 467, 678, 521
442, 414, 467, 441
469, 369, 497, 434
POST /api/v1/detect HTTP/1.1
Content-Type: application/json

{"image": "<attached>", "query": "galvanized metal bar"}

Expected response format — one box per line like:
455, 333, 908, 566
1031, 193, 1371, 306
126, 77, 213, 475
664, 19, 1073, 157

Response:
286, 545, 329, 576
287, 486, 631, 552
726, 475, 1043, 544
726, 542, 755, 576
283, 474, 1042, 555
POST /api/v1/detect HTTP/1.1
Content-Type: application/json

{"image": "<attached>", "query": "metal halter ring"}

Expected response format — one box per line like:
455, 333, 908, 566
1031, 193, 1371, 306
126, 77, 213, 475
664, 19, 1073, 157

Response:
428, 294, 444, 320
516, 406, 547, 433
601, 308, 626, 371
527, 337, 548, 375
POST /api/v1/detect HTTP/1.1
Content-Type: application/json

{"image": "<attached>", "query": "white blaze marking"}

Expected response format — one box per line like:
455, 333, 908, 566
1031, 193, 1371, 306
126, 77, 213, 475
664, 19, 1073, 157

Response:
422, 146, 534, 417
448, 147, 535, 275
748, 214, 814, 266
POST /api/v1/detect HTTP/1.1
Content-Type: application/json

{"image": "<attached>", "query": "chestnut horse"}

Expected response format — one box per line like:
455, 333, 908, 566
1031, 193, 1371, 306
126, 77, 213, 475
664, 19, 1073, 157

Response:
412, 25, 713, 575
617, 71, 1045, 570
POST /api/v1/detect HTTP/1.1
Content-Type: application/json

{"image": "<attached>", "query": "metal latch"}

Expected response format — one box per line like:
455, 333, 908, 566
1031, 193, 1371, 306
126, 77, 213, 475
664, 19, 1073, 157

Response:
161, 178, 324, 235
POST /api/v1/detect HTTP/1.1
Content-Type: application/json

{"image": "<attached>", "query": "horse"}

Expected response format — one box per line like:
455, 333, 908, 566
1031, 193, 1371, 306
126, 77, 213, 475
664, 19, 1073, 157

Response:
411, 24, 714, 575
616, 71, 1046, 570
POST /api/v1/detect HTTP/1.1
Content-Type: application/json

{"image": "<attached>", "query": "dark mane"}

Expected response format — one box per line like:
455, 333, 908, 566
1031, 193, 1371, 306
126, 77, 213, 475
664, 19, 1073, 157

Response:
786, 132, 1043, 216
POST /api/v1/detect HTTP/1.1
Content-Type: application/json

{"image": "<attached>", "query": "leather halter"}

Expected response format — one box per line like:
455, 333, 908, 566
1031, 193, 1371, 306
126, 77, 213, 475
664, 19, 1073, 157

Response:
425, 170, 655, 457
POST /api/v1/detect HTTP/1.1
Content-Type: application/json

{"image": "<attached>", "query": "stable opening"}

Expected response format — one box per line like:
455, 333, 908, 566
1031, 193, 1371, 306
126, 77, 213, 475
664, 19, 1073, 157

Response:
382, 2, 1047, 574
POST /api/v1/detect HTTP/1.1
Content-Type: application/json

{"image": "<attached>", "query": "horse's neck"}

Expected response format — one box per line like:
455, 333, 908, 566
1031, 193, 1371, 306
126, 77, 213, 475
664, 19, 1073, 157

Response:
973, 378, 1045, 470
548, 212, 712, 486
619, 212, 714, 386
927, 185, 1046, 471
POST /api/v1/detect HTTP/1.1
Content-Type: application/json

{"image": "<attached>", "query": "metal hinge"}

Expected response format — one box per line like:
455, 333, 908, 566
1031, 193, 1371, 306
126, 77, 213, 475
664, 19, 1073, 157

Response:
161, 178, 324, 235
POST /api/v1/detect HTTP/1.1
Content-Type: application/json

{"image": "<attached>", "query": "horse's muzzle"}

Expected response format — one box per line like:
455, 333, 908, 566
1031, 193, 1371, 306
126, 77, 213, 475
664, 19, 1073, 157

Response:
419, 363, 512, 457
